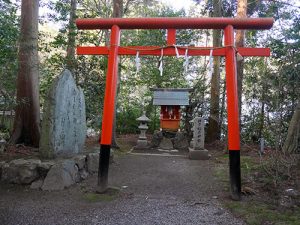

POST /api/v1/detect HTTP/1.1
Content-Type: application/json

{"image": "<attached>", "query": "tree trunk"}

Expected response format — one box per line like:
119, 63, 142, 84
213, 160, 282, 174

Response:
206, 0, 222, 143
258, 100, 265, 140
10, 0, 40, 147
258, 78, 266, 139
236, 0, 247, 118
66, 0, 77, 79
111, 0, 123, 149
113, 0, 123, 18
219, 78, 226, 139
283, 102, 300, 153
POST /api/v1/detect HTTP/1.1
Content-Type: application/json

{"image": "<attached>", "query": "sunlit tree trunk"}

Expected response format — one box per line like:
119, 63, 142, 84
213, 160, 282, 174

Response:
258, 79, 266, 139
236, 0, 247, 118
219, 78, 226, 139
111, 0, 123, 149
10, 0, 40, 147
283, 102, 300, 153
66, 0, 77, 79
206, 0, 222, 143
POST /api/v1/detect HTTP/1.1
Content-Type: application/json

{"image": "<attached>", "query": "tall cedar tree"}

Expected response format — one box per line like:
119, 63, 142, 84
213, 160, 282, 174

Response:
206, 0, 222, 143
111, 0, 123, 149
283, 102, 300, 153
236, 0, 247, 118
10, 0, 40, 147
66, 0, 77, 78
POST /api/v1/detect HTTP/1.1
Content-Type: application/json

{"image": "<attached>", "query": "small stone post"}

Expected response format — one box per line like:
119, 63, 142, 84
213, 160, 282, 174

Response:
135, 111, 151, 149
189, 117, 210, 160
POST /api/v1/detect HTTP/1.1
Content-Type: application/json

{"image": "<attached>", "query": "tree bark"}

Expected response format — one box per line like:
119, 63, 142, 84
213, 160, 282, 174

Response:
258, 77, 266, 139
236, 0, 247, 118
111, 0, 123, 149
283, 102, 300, 153
10, 0, 40, 147
66, 0, 77, 79
219, 78, 226, 139
206, 0, 222, 143
113, 0, 123, 18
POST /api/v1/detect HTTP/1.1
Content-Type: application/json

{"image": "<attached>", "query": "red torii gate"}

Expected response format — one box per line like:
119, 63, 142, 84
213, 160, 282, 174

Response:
76, 17, 273, 200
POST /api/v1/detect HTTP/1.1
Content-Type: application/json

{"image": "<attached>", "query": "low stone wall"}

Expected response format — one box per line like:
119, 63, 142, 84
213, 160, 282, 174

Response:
0, 152, 109, 191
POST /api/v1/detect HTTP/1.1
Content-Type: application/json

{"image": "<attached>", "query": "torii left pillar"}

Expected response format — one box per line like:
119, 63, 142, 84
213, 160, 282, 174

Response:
97, 25, 120, 193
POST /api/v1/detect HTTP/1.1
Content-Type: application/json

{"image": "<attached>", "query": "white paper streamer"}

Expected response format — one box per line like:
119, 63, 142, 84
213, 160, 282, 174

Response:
159, 48, 163, 76
135, 51, 141, 74
236, 52, 243, 61
174, 45, 180, 58
207, 49, 213, 78
183, 48, 189, 74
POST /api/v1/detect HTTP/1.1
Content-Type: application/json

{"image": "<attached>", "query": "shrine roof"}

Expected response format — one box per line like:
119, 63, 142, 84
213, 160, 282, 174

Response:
151, 88, 192, 106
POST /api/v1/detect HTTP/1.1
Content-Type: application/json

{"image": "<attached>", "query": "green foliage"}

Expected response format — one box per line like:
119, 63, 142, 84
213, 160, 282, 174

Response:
116, 107, 141, 134
241, 1, 300, 148
2, 0, 300, 148
0, 0, 19, 109
225, 200, 300, 225
215, 152, 300, 225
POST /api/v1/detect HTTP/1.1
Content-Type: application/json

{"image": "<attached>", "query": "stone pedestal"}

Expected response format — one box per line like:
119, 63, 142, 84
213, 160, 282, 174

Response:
188, 117, 210, 160
189, 148, 209, 160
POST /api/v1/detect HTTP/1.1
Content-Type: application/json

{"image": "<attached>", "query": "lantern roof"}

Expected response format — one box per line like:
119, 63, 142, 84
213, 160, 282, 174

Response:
150, 88, 192, 106
136, 111, 151, 122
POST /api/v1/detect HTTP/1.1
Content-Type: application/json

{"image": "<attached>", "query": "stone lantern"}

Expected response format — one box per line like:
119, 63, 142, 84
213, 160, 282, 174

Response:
135, 111, 151, 149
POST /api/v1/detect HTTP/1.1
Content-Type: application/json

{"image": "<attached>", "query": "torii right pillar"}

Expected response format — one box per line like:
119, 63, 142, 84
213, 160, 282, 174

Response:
225, 25, 241, 200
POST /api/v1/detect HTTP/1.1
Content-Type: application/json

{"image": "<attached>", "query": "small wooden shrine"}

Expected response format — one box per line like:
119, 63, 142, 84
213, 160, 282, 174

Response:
151, 88, 192, 132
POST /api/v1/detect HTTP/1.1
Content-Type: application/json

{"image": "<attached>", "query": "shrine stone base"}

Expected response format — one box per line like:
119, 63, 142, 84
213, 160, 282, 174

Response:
188, 148, 210, 160
133, 139, 150, 150
150, 130, 189, 151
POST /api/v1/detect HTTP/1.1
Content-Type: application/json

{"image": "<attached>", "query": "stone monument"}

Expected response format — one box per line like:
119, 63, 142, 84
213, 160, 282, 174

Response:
189, 117, 209, 160
134, 111, 150, 149
40, 69, 87, 158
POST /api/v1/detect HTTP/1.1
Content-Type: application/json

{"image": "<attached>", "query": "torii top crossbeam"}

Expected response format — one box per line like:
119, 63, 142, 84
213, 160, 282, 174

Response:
76, 17, 273, 30
76, 17, 274, 200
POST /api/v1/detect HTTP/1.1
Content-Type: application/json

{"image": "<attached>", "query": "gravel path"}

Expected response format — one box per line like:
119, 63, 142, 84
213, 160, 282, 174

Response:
0, 154, 245, 225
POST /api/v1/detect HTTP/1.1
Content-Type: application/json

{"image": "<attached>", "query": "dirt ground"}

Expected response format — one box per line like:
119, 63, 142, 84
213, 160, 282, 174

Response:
0, 136, 246, 225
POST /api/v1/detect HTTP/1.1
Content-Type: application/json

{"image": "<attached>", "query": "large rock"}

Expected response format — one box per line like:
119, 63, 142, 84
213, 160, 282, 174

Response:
173, 132, 189, 150
73, 155, 86, 170
37, 161, 55, 178
159, 137, 173, 150
150, 130, 163, 148
0, 139, 6, 153
86, 153, 99, 173
0, 161, 5, 180
30, 179, 44, 190
2, 159, 41, 184
86, 151, 114, 174
41, 160, 79, 191
40, 69, 87, 158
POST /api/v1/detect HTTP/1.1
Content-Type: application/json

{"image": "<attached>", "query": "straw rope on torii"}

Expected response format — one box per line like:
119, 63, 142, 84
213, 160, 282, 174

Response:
76, 17, 274, 200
